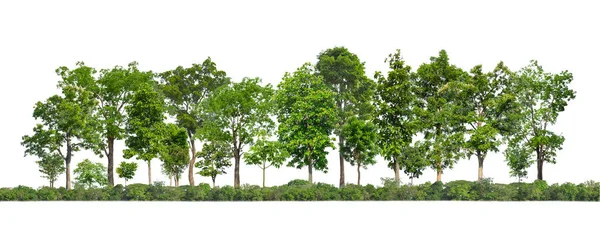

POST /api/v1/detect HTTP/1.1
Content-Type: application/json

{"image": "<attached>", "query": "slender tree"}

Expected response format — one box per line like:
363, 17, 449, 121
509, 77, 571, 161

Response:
414, 50, 469, 182
315, 46, 372, 187
196, 140, 232, 187
340, 117, 379, 185
21, 62, 98, 190
200, 77, 274, 188
35, 152, 65, 188
158, 57, 229, 186
508, 60, 576, 180
373, 49, 421, 185
73, 159, 108, 189
462, 62, 521, 181
244, 133, 289, 187
275, 63, 338, 183
116, 161, 138, 186
123, 85, 166, 184
159, 123, 190, 187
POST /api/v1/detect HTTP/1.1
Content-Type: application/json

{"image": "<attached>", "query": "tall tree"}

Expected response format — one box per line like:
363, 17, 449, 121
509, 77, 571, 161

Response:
73, 159, 108, 189
373, 49, 421, 185
200, 77, 275, 188
21, 62, 98, 190
90, 62, 153, 187
159, 123, 190, 187
462, 62, 521, 181
158, 57, 229, 186
35, 152, 65, 188
244, 132, 289, 187
116, 161, 138, 186
123, 85, 167, 185
315, 46, 372, 187
508, 60, 576, 180
414, 50, 469, 182
340, 116, 379, 185
275, 63, 338, 183
196, 140, 232, 188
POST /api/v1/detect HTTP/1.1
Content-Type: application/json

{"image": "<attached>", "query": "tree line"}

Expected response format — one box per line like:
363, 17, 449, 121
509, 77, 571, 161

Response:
20, 47, 576, 190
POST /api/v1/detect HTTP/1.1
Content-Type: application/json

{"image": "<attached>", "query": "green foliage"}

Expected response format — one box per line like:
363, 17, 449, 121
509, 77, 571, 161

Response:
116, 161, 138, 184
340, 116, 379, 184
507, 60, 577, 180
158, 123, 190, 185
195, 140, 232, 187
244, 136, 289, 187
35, 152, 65, 188
73, 159, 108, 189
123, 86, 166, 163
275, 63, 338, 182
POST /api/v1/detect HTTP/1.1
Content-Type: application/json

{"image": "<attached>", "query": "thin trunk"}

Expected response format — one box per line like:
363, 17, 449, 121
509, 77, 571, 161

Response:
212, 176, 216, 188
175, 176, 179, 187
394, 159, 400, 185
107, 137, 115, 187
262, 160, 266, 188
169, 176, 173, 186
147, 161, 152, 185
234, 149, 241, 188
339, 142, 345, 187
477, 152, 484, 181
436, 168, 442, 182
188, 131, 196, 186
357, 162, 361, 186
308, 162, 313, 183
65, 135, 72, 190
537, 155, 544, 180
125, 179, 127, 186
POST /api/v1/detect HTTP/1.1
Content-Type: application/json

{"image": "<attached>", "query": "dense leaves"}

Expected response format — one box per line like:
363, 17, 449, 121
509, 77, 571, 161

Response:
74, 159, 108, 189
195, 140, 232, 187
116, 161, 138, 185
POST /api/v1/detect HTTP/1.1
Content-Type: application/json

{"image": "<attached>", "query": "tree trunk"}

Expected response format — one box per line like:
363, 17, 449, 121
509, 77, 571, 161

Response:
234, 148, 241, 188
175, 176, 179, 187
147, 161, 152, 185
339, 139, 345, 187
308, 162, 313, 183
357, 162, 361, 186
107, 137, 115, 187
125, 179, 127, 186
188, 130, 196, 186
262, 166, 266, 188
477, 153, 484, 182
65, 136, 72, 190
212, 176, 216, 188
436, 169, 442, 182
394, 159, 400, 185
537, 157, 544, 180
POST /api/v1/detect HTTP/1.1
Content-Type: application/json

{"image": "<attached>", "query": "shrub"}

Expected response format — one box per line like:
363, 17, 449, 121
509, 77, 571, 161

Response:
124, 184, 150, 201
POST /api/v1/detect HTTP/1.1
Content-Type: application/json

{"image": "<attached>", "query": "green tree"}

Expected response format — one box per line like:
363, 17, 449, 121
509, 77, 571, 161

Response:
340, 117, 379, 185
275, 63, 338, 183
35, 152, 65, 188
508, 60, 576, 180
244, 134, 289, 187
398, 142, 429, 185
200, 77, 275, 188
158, 57, 229, 186
315, 46, 373, 187
91, 62, 154, 187
116, 161, 138, 186
414, 50, 469, 182
159, 123, 190, 187
123, 85, 167, 184
73, 159, 108, 189
373, 49, 421, 185
196, 140, 232, 187
21, 62, 98, 190
462, 62, 521, 181
505, 133, 534, 182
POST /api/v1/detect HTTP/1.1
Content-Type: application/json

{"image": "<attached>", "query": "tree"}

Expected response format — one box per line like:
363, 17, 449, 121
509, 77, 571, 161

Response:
159, 123, 190, 187
91, 62, 154, 187
315, 46, 373, 187
73, 159, 108, 189
508, 60, 576, 180
196, 140, 232, 187
414, 50, 469, 182
116, 161, 138, 186
398, 142, 429, 185
340, 117, 378, 185
275, 63, 338, 183
462, 62, 521, 181
505, 133, 534, 183
200, 77, 275, 188
244, 133, 289, 187
373, 49, 421, 185
158, 57, 229, 186
123, 85, 167, 185
35, 152, 65, 188
21, 62, 98, 190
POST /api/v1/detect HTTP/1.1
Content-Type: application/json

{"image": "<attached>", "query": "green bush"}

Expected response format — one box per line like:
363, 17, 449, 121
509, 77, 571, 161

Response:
0, 188, 17, 201
13, 185, 38, 201
124, 184, 150, 201
37, 187, 59, 200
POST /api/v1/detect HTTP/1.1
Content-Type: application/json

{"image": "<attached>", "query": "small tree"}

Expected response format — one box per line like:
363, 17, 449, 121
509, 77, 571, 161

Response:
116, 161, 138, 186
340, 117, 379, 185
196, 140, 232, 187
36, 153, 65, 188
159, 124, 190, 187
244, 135, 288, 187
74, 159, 108, 189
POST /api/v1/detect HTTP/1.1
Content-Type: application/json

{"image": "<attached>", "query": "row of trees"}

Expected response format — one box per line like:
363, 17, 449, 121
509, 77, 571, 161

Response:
21, 47, 576, 190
